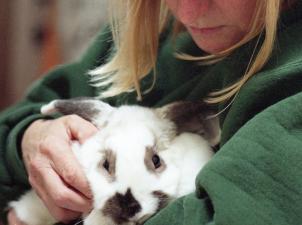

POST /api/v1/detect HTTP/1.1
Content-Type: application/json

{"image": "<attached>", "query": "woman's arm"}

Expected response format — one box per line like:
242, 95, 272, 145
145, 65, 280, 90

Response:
145, 92, 302, 225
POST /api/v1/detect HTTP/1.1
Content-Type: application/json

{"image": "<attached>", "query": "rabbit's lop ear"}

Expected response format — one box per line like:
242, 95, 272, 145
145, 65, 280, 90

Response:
157, 101, 220, 146
41, 97, 115, 127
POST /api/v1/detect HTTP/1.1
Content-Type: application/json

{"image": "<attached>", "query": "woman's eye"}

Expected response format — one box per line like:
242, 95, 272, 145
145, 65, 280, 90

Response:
103, 159, 110, 171
152, 154, 161, 169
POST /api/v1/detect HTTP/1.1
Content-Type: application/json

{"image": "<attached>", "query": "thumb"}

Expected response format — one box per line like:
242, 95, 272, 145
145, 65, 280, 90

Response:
65, 115, 98, 144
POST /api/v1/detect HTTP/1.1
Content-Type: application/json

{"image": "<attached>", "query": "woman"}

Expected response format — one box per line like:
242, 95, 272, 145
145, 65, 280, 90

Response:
2, 0, 302, 224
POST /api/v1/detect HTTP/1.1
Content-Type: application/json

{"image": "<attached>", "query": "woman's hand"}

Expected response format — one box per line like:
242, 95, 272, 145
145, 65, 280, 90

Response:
21, 115, 98, 223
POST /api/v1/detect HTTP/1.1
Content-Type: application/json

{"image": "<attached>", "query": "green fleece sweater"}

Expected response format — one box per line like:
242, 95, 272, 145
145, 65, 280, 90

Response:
1, 2, 302, 225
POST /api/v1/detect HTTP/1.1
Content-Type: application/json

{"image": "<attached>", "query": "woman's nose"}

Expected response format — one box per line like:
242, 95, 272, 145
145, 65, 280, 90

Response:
176, 0, 210, 25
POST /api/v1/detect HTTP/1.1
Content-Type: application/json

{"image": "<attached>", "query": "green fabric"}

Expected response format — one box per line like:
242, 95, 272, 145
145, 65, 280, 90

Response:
1, 2, 302, 225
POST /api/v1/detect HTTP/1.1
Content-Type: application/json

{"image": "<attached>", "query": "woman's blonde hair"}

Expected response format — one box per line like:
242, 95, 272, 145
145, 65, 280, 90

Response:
90, 0, 282, 103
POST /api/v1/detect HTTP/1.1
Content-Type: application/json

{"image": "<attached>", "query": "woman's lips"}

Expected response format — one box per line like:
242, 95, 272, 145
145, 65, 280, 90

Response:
188, 25, 225, 36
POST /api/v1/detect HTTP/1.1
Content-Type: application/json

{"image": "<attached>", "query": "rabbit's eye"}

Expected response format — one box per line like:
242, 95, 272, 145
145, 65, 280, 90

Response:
152, 154, 161, 169
145, 147, 166, 173
99, 150, 116, 179
103, 159, 110, 171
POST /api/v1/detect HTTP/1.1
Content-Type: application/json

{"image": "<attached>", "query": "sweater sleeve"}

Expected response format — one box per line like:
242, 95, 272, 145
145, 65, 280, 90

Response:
0, 26, 113, 221
144, 92, 302, 225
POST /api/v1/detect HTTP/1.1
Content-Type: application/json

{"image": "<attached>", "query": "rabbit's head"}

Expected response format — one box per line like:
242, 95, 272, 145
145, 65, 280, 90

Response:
41, 98, 220, 225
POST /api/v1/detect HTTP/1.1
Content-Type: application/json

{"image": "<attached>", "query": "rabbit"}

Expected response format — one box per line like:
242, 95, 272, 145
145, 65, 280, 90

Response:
9, 98, 220, 225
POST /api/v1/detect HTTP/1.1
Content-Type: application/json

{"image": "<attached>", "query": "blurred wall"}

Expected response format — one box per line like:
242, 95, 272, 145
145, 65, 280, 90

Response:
7, 0, 48, 106
57, 0, 108, 62
0, 0, 108, 110
0, 0, 11, 108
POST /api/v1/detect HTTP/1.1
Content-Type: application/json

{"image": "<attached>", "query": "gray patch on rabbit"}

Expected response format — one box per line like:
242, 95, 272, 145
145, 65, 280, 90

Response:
54, 98, 100, 122
152, 191, 170, 211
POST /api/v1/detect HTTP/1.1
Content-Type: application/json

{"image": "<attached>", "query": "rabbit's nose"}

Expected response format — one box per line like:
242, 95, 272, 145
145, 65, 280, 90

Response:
102, 188, 142, 224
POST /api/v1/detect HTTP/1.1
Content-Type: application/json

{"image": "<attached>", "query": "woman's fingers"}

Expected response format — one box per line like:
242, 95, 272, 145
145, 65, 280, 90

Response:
28, 140, 92, 212
64, 114, 98, 144
41, 165, 92, 212
29, 169, 82, 223
39, 134, 93, 199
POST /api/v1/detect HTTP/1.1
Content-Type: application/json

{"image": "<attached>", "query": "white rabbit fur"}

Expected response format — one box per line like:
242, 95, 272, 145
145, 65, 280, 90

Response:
9, 98, 220, 225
